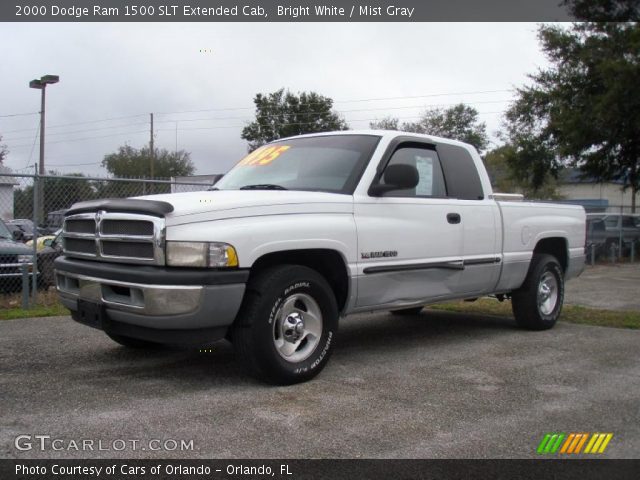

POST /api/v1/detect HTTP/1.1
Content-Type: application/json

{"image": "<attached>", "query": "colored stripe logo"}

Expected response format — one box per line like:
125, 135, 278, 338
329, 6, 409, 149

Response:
537, 433, 613, 454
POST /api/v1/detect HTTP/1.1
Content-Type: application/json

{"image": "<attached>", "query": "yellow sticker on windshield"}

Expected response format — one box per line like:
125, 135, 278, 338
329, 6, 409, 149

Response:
239, 145, 290, 166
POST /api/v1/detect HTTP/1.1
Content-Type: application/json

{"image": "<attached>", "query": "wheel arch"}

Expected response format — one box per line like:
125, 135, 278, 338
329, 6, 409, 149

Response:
249, 249, 351, 314
533, 237, 568, 272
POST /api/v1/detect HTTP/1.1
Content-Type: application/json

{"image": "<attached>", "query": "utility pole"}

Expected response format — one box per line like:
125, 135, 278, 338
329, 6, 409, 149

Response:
29, 74, 59, 224
149, 113, 155, 179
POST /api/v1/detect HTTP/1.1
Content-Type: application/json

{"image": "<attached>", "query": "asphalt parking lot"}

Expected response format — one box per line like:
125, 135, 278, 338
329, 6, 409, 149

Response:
565, 263, 640, 311
1, 309, 639, 459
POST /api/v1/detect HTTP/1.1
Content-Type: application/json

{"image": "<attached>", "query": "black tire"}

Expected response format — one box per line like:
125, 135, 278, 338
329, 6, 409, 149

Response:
390, 307, 423, 316
106, 332, 163, 349
232, 265, 338, 385
511, 253, 564, 330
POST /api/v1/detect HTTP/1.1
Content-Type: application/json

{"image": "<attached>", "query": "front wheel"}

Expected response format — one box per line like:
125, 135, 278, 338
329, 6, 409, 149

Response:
232, 265, 338, 385
511, 253, 564, 330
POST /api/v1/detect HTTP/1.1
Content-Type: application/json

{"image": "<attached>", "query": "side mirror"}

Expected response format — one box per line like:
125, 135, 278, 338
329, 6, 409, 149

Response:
368, 164, 420, 196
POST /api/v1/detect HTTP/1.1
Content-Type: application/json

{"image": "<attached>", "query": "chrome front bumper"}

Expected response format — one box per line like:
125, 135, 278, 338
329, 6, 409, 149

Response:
56, 268, 246, 332
57, 271, 203, 317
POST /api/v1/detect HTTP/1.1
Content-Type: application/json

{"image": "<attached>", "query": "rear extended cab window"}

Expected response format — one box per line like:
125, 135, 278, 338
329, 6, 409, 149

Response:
436, 143, 485, 200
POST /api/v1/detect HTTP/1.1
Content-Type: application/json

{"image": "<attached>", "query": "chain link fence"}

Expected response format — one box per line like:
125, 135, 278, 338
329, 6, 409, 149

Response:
0, 171, 215, 308
585, 212, 640, 265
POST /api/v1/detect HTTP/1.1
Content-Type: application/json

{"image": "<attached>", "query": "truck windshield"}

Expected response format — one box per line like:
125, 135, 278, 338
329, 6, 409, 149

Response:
215, 134, 380, 194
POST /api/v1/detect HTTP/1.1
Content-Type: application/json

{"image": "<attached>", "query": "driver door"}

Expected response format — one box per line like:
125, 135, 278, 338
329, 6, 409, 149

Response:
354, 143, 464, 308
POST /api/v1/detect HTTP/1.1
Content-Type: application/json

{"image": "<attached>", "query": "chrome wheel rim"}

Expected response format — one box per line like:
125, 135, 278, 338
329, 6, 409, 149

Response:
273, 293, 323, 363
537, 271, 558, 316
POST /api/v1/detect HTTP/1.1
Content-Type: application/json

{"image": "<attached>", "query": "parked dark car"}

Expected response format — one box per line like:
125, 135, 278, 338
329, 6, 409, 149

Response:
587, 213, 640, 255
0, 219, 35, 292
42, 209, 68, 235
6, 218, 38, 242
4, 223, 26, 242
37, 231, 63, 288
585, 216, 607, 254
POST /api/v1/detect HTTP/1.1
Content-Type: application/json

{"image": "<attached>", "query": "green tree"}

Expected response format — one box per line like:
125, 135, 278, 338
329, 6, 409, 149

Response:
484, 145, 562, 200
562, 0, 639, 21
102, 145, 194, 178
13, 172, 96, 220
369, 104, 489, 153
369, 117, 400, 130
0, 135, 8, 164
241, 89, 348, 151
101, 145, 195, 195
503, 20, 640, 211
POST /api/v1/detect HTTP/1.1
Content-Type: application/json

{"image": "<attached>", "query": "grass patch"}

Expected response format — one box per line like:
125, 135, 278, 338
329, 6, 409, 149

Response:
0, 289, 69, 320
430, 298, 640, 329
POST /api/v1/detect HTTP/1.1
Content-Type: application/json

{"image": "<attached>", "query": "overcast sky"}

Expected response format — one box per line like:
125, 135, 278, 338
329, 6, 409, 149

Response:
0, 22, 550, 177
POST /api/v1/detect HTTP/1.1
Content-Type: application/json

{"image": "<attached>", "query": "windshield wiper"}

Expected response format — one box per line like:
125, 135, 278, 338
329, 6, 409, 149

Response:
239, 184, 287, 191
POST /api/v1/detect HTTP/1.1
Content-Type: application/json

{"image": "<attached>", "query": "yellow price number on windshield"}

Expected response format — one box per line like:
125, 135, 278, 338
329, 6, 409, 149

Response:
239, 145, 291, 167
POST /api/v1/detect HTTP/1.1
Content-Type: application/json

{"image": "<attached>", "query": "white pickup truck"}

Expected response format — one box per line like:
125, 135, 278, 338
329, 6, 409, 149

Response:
55, 131, 586, 384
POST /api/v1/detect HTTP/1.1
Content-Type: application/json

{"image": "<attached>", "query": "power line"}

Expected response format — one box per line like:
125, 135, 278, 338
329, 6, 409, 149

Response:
2, 99, 512, 142
48, 161, 103, 167
155, 99, 511, 124
1, 89, 514, 141
154, 89, 513, 116
6, 109, 506, 148
4, 121, 150, 142
1, 113, 148, 134
6, 130, 149, 149
155, 110, 507, 133
334, 89, 512, 103
0, 111, 39, 118
23, 117, 40, 169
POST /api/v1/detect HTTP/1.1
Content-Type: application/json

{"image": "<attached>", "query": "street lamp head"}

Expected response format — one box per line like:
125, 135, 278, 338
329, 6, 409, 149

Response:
40, 75, 59, 85
29, 75, 59, 89
29, 79, 44, 89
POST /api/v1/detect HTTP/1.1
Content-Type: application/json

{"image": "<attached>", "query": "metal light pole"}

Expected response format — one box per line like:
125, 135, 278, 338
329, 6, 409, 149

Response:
29, 74, 59, 225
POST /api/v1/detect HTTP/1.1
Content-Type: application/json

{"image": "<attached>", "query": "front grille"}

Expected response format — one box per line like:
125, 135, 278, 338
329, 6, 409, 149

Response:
64, 238, 96, 254
102, 219, 154, 236
102, 241, 154, 258
0, 254, 18, 264
62, 211, 164, 265
65, 219, 95, 234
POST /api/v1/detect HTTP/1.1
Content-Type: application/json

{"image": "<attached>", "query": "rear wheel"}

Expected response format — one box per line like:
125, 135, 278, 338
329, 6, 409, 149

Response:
511, 253, 564, 330
232, 265, 338, 385
390, 307, 423, 316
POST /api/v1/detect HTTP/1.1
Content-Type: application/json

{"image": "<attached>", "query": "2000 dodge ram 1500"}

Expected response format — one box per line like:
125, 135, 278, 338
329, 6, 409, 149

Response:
55, 131, 586, 384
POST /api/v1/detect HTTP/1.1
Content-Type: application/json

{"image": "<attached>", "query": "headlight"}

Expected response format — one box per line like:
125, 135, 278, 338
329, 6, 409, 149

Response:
166, 242, 238, 268
17, 255, 33, 264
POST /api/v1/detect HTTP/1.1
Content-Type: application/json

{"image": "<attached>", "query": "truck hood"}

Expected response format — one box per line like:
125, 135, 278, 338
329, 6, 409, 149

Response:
136, 190, 353, 225
0, 238, 33, 255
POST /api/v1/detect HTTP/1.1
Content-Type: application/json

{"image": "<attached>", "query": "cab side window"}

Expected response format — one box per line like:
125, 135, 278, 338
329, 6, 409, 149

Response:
383, 146, 447, 198
436, 143, 484, 200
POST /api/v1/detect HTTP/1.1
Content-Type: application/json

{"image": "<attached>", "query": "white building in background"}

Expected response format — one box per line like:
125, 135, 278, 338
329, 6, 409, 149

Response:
559, 169, 639, 214
0, 165, 18, 220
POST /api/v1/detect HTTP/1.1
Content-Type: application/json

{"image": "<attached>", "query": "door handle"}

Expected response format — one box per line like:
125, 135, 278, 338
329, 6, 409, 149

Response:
447, 213, 461, 224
